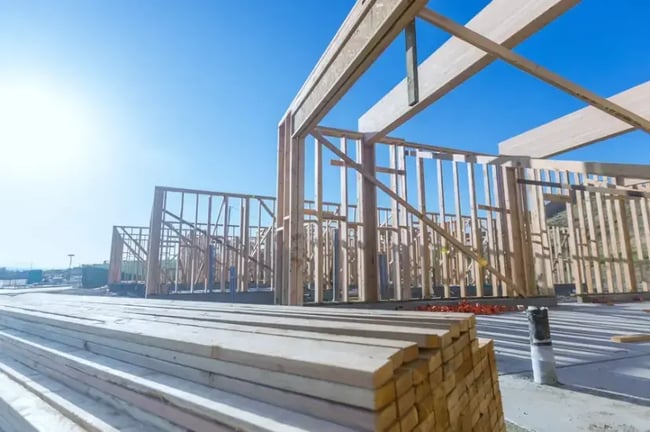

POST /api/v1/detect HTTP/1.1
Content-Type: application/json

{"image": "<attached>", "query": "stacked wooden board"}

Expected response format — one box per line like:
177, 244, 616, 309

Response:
0, 294, 505, 431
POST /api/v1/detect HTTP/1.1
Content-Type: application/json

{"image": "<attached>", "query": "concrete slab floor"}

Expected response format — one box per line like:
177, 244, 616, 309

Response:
476, 302, 650, 431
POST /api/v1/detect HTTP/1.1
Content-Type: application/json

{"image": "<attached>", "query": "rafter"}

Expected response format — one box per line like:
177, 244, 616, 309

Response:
358, 0, 579, 141
417, 8, 650, 134
499, 81, 650, 157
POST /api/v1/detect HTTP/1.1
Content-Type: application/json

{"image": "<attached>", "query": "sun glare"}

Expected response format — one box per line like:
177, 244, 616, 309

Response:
0, 81, 91, 175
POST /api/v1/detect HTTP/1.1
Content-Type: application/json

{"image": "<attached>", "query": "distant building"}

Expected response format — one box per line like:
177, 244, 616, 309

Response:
82, 264, 109, 288
0, 268, 42, 285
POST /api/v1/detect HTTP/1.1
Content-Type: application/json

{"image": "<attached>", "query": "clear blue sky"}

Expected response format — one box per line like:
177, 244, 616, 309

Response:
1, 1, 648, 268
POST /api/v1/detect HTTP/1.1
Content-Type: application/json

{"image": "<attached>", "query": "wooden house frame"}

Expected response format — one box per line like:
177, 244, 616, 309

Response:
275, 0, 650, 305
132, 187, 276, 296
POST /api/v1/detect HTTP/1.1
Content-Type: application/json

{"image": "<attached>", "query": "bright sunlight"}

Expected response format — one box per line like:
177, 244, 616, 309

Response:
0, 80, 92, 174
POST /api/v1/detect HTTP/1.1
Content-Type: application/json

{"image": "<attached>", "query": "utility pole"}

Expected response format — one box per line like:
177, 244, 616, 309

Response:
67, 254, 75, 284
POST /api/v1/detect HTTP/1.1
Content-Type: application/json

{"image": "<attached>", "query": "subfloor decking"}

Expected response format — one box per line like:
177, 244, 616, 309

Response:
479, 302, 650, 431
478, 302, 650, 407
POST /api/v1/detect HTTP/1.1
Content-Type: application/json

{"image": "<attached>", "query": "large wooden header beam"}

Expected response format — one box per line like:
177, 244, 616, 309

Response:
358, 0, 579, 141
499, 81, 650, 157
288, 0, 427, 138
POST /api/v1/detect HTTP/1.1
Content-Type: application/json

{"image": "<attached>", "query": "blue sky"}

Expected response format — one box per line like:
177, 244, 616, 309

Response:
0, 0, 648, 268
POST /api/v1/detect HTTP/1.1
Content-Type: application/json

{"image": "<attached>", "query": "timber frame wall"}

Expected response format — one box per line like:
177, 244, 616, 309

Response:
133, 186, 275, 296
108, 225, 149, 286
275, 0, 650, 305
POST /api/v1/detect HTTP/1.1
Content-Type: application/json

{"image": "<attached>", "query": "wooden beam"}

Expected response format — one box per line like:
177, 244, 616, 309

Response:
404, 20, 419, 106
145, 187, 164, 296
330, 159, 405, 175
289, 0, 428, 137
418, 8, 650, 135
499, 81, 650, 157
315, 125, 485, 156
157, 186, 274, 202
359, 0, 579, 140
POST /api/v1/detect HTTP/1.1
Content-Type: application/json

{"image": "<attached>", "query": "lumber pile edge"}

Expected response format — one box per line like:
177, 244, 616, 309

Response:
0, 293, 506, 431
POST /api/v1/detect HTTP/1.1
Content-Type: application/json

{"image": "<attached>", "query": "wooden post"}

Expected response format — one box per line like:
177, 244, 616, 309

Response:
604, 178, 623, 291
437, 159, 450, 297
452, 161, 466, 296
390, 145, 404, 300
574, 173, 594, 293
503, 168, 527, 296
536, 170, 555, 294
416, 157, 432, 297
562, 172, 583, 294
206, 196, 212, 291
582, 175, 603, 293
314, 137, 324, 303
287, 130, 306, 305
239, 198, 250, 292
492, 166, 509, 297
274, 122, 286, 303
145, 187, 164, 296
592, 176, 614, 292
483, 165, 498, 294
339, 137, 349, 302
221, 197, 230, 293
615, 177, 638, 292
108, 227, 124, 285
467, 162, 484, 296
256, 201, 262, 287
639, 193, 650, 291
360, 139, 379, 302
356, 139, 365, 299
397, 146, 412, 299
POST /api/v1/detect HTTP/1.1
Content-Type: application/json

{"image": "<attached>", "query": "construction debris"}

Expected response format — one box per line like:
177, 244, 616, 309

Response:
415, 301, 516, 315
610, 333, 650, 343
0, 294, 505, 431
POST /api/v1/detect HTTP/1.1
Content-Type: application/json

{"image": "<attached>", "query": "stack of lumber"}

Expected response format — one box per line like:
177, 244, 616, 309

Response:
0, 293, 505, 432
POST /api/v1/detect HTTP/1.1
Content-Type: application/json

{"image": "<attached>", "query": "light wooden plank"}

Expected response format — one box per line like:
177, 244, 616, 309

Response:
20, 294, 473, 329
1, 322, 398, 430
359, 0, 578, 139
418, 8, 650, 134
0, 356, 151, 432
500, 81, 650, 157
0, 315, 397, 417
0, 329, 354, 432
0, 305, 394, 389
0, 366, 86, 432
290, 0, 428, 136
